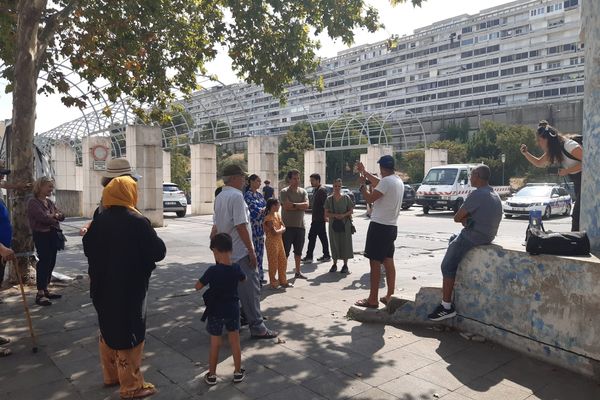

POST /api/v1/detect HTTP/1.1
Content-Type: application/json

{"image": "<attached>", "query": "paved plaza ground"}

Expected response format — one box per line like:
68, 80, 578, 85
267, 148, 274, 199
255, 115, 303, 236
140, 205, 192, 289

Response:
1, 207, 599, 400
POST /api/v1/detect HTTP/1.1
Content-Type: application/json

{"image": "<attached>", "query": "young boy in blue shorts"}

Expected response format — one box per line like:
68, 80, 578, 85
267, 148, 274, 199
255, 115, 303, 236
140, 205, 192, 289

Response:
195, 233, 246, 385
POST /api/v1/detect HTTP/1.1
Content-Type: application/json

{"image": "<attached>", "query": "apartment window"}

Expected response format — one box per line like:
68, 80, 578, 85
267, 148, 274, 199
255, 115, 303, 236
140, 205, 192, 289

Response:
563, 43, 577, 52
548, 18, 565, 28
534, 63, 542, 71
474, 47, 487, 56
516, 52, 529, 60
473, 73, 486, 81
530, 50, 540, 58
564, 0, 579, 10
462, 26, 473, 34
501, 55, 514, 63
473, 86, 486, 94
460, 88, 472, 95
544, 89, 560, 97
570, 57, 579, 65
462, 38, 474, 46
547, 45, 560, 54
461, 51, 473, 59
515, 66, 528, 74
548, 61, 561, 69
461, 76, 473, 83
438, 80, 448, 87
449, 90, 460, 97
486, 84, 499, 91
449, 78, 460, 85
487, 45, 500, 53
501, 68, 514, 76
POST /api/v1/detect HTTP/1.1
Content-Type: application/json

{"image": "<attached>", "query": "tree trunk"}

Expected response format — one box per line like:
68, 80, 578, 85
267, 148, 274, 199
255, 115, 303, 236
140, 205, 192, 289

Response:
8, 0, 47, 283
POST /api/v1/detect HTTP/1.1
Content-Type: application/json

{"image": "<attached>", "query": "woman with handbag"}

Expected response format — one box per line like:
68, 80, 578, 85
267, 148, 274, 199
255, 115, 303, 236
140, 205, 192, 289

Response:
324, 179, 354, 274
27, 176, 65, 306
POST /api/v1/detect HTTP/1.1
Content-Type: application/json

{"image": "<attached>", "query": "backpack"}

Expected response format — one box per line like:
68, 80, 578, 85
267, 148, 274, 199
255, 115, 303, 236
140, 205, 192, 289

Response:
561, 135, 583, 162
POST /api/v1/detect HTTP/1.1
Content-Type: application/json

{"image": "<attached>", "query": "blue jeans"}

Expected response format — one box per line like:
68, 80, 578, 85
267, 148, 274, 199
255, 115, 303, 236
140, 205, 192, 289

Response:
441, 233, 477, 279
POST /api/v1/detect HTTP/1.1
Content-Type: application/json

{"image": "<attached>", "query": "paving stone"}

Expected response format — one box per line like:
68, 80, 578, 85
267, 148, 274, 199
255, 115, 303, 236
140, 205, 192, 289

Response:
410, 361, 482, 391
378, 374, 449, 399
261, 385, 326, 400
348, 387, 398, 400
301, 370, 372, 400
455, 377, 531, 400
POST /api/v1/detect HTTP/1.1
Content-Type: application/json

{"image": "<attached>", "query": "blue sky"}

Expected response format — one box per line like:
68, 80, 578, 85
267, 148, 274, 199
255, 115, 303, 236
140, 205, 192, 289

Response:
0, 0, 510, 133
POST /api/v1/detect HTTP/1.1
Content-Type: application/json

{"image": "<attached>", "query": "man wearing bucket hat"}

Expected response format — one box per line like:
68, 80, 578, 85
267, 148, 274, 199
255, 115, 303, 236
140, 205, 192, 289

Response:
355, 155, 404, 309
79, 158, 141, 236
211, 164, 278, 339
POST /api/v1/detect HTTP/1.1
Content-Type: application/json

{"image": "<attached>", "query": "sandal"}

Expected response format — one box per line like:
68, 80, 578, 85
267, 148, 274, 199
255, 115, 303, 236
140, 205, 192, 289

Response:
340, 265, 349, 274
380, 297, 389, 305
35, 294, 52, 307
251, 329, 279, 340
0, 347, 11, 357
354, 299, 378, 309
0, 336, 10, 346
44, 291, 62, 300
122, 382, 157, 399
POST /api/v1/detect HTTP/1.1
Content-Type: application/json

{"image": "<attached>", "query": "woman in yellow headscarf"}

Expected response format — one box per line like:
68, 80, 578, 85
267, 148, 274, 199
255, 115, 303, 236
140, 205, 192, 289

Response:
83, 176, 166, 399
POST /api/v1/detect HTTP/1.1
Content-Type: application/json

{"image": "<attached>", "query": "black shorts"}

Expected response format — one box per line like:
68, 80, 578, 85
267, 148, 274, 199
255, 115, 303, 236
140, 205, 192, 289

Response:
283, 227, 306, 257
206, 316, 240, 336
364, 222, 398, 263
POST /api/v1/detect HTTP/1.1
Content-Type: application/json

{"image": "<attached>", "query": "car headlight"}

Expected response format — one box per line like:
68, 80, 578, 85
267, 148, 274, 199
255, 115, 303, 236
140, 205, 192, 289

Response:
532, 203, 544, 207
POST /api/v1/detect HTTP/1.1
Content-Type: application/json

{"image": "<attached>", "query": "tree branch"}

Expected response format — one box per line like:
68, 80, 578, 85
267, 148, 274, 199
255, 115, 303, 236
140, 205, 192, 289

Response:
35, 0, 80, 74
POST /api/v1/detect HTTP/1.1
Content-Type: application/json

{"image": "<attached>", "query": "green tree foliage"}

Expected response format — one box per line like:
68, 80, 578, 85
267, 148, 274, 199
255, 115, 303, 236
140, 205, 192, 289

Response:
279, 123, 314, 179
467, 120, 505, 160
439, 118, 469, 142
495, 124, 537, 177
429, 140, 468, 164
397, 150, 425, 183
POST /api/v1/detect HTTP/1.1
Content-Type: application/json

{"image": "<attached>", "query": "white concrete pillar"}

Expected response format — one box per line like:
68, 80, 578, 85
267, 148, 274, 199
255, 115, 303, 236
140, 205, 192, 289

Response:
126, 125, 164, 227
82, 136, 112, 218
362, 145, 393, 174
304, 150, 326, 188
163, 151, 172, 183
424, 148, 449, 176
51, 142, 78, 191
75, 166, 83, 192
248, 136, 279, 194
581, 0, 600, 253
190, 143, 216, 215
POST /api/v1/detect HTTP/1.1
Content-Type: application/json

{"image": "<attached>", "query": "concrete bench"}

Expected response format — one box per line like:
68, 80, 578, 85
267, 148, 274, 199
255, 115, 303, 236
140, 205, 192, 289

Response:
348, 242, 600, 379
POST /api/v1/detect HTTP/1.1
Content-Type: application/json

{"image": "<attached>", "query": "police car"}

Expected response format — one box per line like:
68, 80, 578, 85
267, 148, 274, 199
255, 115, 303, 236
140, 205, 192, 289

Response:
503, 184, 572, 220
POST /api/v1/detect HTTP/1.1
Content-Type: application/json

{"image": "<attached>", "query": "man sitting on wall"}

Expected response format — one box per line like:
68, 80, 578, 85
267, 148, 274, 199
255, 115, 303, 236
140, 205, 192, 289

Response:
427, 165, 502, 321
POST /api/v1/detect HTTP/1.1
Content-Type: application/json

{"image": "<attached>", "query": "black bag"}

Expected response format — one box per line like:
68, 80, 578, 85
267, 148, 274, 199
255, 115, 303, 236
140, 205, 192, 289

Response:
332, 219, 345, 233
54, 228, 66, 251
526, 227, 590, 256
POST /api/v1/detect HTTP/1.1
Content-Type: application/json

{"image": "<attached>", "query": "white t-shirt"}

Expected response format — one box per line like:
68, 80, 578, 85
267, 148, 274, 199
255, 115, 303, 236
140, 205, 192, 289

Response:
370, 175, 404, 226
213, 186, 253, 262
561, 139, 581, 170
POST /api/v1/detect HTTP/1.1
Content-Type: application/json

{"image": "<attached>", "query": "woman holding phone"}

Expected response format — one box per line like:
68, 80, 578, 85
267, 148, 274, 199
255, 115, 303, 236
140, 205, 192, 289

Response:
520, 121, 583, 231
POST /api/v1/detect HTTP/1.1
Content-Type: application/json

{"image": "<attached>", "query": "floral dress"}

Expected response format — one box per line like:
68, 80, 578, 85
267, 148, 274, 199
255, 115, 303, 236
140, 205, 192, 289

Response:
244, 190, 266, 280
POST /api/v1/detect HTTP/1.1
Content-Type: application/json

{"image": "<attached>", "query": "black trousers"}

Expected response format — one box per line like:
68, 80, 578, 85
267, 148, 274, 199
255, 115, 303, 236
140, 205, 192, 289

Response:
33, 231, 58, 291
305, 221, 330, 258
570, 173, 581, 232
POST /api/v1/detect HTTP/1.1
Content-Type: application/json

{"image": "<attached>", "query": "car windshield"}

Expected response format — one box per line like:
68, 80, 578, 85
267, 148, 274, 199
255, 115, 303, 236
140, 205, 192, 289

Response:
422, 169, 458, 185
163, 185, 180, 192
515, 186, 552, 197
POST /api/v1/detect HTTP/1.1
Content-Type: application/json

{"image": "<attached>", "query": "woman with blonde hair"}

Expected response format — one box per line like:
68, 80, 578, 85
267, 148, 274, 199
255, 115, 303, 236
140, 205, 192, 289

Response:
27, 176, 65, 306
83, 176, 166, 399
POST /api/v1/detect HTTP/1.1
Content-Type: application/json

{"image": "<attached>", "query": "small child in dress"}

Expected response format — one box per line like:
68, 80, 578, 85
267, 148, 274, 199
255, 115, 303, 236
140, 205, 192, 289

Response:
195, 233, 246, 385
263, 199, 292, 290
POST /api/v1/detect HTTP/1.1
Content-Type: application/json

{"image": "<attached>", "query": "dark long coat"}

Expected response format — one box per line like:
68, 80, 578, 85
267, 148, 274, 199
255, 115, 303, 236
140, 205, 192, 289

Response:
83, 206, 166, 350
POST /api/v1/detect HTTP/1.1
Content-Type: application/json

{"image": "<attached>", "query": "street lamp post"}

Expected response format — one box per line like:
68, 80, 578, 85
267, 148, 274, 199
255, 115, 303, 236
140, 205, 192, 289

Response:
501, 153, 506, 185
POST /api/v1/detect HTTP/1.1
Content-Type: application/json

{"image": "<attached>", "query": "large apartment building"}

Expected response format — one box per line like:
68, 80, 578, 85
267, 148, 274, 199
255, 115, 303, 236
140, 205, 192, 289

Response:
185, 0, 584, 149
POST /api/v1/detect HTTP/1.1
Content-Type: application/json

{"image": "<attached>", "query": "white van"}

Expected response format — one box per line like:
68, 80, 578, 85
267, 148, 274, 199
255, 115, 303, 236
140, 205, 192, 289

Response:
416, 164, 511, 215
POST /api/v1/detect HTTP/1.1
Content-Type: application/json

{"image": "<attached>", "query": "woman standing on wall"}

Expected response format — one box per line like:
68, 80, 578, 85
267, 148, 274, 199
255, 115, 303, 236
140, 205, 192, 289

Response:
520, 121, 583, 231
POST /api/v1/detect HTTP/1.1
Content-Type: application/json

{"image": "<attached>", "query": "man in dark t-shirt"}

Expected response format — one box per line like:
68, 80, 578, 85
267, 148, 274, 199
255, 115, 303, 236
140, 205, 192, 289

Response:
302, 173, 331, 263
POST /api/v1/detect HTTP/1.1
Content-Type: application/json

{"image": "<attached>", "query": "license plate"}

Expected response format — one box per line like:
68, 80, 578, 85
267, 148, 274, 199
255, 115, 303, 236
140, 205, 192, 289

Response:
165, 202, 177, 206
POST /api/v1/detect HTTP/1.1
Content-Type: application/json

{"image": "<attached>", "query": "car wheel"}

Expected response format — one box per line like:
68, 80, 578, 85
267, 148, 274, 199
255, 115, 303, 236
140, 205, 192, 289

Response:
452, 199, 463, 215
176, 210, 186, 218
543, 206, 551, 220
563, 204, 572, 216
423, 206, 430, 215
401, 205, 410, 210
504, 214, 513, 219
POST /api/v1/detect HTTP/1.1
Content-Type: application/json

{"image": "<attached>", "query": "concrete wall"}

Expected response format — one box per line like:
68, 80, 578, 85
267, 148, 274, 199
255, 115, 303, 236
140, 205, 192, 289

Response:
54, 190, 82, 217
126, 125, 164, 227
424, 148, 448, 175
304, 150, 326, 189
190, 143, 216, 215
248, 136, 279, 194
163, 151, 172, 183
349, 242, 600, 379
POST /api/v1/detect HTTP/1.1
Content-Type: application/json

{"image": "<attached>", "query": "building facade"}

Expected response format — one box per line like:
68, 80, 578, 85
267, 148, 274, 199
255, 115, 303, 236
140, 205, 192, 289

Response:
186, 0, 584, 149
